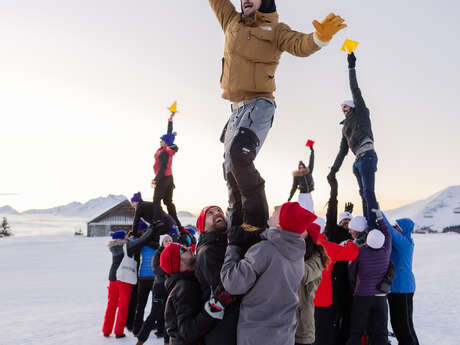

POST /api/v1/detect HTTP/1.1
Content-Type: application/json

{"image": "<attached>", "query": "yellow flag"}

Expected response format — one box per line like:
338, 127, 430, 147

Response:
341, 39, 359, 54
168, 101, 178, 113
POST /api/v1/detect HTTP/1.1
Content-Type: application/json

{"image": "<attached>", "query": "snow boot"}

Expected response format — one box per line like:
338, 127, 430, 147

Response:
115, 334, 126, 339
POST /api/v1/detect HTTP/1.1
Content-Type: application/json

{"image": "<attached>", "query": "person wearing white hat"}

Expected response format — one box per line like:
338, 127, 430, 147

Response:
347, 209, 392, 345
328, 52, 379, 230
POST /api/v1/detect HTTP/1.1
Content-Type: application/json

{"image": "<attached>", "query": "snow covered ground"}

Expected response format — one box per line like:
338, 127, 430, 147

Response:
0, 233, 459, 345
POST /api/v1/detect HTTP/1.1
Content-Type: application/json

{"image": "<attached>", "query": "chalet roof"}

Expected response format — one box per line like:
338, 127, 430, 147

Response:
87, 199, 133, 224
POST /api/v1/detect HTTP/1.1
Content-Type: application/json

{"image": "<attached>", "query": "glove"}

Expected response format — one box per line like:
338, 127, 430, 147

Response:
151, 179, 157, 188
371, 208, 383, 219
312, 13, 347, 43
345, 202, 354, 213
204, 299, 224, 320
213, 285, 234, 308
348, 52, 356, 69
227, 226, 249, 247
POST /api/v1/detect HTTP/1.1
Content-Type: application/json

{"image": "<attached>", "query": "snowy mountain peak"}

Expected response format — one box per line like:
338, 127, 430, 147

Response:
386, 185, 460, 231
0, 205, 19, 215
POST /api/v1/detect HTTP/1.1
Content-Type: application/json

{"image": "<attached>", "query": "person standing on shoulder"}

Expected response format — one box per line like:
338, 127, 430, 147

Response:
209, 0, 347, 231
289, 143, 315, 212
152, 112, 181, 227
328, 52, 379, 229
382, 215, 420, 345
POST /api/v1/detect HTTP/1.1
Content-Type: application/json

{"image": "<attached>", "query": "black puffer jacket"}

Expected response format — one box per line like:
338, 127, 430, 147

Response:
132, 201, 154, 234
107, 227, 155, 281
164, 271, 215, 345
289, 148, 314, 200
152, 246, 168, 298
195, 230, 238, 345
324, 177, 353, 308
331, 68, 374, 172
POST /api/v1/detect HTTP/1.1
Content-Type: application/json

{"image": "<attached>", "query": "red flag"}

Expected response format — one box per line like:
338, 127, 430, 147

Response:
306, 140, 315, 147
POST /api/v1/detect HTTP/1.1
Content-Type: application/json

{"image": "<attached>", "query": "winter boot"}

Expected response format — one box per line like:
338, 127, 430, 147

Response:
115, 334, 126, 339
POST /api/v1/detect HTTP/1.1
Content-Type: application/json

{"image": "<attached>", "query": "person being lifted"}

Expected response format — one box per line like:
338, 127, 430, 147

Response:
328, 52, 379, 229
288, 141, 315, 212
208, 0, 347, 231
152, 111, 182, 228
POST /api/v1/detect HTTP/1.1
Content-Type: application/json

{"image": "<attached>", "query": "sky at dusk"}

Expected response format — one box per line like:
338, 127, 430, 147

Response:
1, 0, 459, 215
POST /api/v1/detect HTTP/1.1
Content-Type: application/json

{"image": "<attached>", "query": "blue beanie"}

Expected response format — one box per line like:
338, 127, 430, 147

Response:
161, 132, 177, 146
110, 230, 126, 239
137, 219, 148, 231
131, 192, 142, 203
184, 225, 197, 236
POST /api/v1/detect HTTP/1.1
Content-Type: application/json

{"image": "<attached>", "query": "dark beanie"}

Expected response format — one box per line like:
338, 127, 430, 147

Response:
259, 0, 276, 13
241, 0, 276, 14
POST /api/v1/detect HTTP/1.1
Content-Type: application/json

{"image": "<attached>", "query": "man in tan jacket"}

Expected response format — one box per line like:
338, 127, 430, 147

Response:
209, 0, 346, 231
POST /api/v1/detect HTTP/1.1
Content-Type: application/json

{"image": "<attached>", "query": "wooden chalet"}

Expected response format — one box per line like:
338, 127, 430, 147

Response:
87, 199, 134, 237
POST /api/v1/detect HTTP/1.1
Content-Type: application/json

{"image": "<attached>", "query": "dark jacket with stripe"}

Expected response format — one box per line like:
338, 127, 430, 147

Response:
289, 148, 315, 200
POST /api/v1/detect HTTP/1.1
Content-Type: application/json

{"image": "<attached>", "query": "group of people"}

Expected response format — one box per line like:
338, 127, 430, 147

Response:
101, 1, 420, 345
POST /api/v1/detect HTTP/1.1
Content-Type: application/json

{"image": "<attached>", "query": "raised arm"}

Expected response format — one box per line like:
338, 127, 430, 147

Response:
330, 136, 349, 173
127, 227, 154, 256
325, 174, 338, 240
275, 25, 321, 58
209, 0, 238, 32
288, 177, 298, 202
308, 146, 315, 172
167, 117, 173, 134
347, 53, 367, 110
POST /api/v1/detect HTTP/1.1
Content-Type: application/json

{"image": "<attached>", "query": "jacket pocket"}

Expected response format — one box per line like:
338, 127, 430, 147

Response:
255, 63, 277, 92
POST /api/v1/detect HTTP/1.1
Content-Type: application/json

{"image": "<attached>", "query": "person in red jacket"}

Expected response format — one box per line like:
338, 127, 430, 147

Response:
305, 218, 359, 345
153, 112, 181, 227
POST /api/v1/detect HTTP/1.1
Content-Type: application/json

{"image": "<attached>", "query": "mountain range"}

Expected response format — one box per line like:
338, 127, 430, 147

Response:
386, 185, 460, 232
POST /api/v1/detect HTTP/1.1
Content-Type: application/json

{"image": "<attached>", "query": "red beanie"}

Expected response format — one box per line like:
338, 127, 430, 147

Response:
196, 205, 221, 233
160, 243, 181, 275
279, 202, 317, 234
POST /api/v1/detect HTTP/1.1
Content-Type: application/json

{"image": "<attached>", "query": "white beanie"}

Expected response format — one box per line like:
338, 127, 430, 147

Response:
338, 212, 353, 225
342, 100, 355, 108
313, 217, 326, 234
366, 229, 385, 249
348, 216, 368, 233
159, 234, 172, 247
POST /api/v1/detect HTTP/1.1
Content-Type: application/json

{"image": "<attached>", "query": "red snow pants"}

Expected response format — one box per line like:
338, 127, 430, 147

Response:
102, 280, 132, 336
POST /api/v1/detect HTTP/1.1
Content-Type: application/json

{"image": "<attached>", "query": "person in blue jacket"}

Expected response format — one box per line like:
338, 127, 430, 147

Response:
132, 220, 158, 335
382, 215, 419, 345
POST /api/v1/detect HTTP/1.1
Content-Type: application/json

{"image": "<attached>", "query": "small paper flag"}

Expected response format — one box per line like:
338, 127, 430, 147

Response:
341, 39, 359, 54
168, 101, 178, 113
306, 140, 315, 147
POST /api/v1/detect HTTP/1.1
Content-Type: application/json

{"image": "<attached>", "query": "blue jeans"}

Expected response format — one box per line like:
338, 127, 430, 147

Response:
353, 150, 379, 229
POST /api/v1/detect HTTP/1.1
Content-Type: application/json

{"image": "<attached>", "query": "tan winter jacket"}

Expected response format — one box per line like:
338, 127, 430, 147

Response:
209, 0, 322, 101
295, 252, 324, 344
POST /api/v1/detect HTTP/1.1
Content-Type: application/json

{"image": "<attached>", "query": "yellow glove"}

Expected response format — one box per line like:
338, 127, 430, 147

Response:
312, 13, 347, 43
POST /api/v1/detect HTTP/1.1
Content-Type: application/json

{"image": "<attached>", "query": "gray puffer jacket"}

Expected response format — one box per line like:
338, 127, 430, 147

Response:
221, 227, 305, 345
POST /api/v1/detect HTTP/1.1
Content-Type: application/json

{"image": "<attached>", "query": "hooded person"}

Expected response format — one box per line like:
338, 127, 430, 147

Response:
347, 209, 392, 345
152, 112, 182, 227
220, 202, 317, 345
328, 52, 379, 230
381, 215, 420, 345
289, 144, 315, 212
323, 174, 355, 345
160, 243, 227, 345
194, 206, 239, 345
102, 224, 161, 339
208, 0, 346, 232
295, 225, 329, 345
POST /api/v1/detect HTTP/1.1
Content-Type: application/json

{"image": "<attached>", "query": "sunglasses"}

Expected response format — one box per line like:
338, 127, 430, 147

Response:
179, 245, 189, 254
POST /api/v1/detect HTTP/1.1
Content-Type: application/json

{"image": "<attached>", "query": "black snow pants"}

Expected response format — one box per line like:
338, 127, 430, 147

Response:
388, 293, 419, 345
153, 175, 182, 227
132, 279, 153, 335
348, 295, 388, 345
312, 306, 334, 345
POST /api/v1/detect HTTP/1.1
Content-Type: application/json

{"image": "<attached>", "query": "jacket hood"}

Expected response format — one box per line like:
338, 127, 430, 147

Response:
164, 271, 196, 293
293, 168, 310, 177
107, 239, 127, 248
242, 10, 279, 26
262, 227, 305, 262
395, 218, 415, 236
